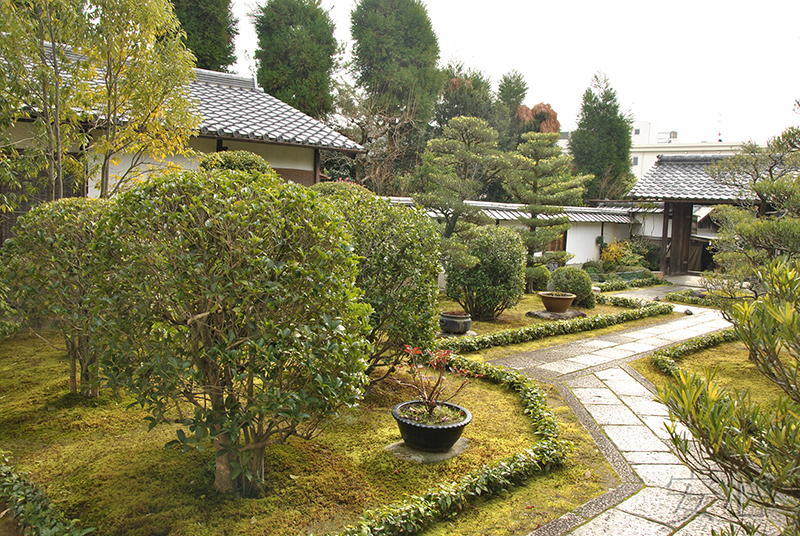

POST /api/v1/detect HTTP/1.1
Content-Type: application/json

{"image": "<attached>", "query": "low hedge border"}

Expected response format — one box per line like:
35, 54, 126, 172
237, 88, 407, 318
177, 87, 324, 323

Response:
650, 328, 739, 377
437, 295, 674, 354
595, 277, 673, 293
333, 355, 570, 536
0, 451, 95, 535
664, 289, 716, 307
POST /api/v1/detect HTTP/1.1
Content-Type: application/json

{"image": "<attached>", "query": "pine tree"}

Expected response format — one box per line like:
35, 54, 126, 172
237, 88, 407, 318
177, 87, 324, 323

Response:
173, 0, 237, 72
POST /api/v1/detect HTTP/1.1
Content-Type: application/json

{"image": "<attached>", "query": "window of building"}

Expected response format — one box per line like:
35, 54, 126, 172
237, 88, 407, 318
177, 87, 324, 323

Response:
632, 156, 639, 165
634, 128, 640, 135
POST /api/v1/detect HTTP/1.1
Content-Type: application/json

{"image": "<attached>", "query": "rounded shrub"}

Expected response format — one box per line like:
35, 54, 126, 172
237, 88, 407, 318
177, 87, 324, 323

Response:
552, 266, 596, 308
311, 181, 440, 375
525, 265, 551, 292
444, 226, 526, 321
198, 150, 271, 173
581, 260, 602, 274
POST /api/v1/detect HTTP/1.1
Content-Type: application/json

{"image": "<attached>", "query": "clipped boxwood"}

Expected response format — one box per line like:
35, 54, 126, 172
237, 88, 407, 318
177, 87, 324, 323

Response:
650, 328, 738, 377
551, 266, 595, 308
438, 295, 673, 354
525, 265, 551, 293
596, 276, 672, 293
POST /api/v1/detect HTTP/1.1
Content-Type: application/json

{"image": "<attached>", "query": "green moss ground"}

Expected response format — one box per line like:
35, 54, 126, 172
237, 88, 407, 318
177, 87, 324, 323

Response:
0, 332, 617, 536
631, 340, 784, 407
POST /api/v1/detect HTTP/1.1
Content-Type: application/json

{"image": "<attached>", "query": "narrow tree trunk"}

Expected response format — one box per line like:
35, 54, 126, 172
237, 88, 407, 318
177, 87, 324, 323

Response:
213, 433, 239, 495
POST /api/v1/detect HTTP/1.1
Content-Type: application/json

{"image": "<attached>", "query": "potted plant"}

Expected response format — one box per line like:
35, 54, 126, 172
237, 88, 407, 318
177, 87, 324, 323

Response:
439, 310, 472, 334
538, 291, 576, 313
391, 345, 472, 452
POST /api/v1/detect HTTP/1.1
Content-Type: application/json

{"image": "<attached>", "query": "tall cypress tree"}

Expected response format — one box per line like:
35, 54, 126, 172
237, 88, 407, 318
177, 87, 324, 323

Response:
568, 73, 634, 200
254, 0, 337, 119
173, 0, 237, 72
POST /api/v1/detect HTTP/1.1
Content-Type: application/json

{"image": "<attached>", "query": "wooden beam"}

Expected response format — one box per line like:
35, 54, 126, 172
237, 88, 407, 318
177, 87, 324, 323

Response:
660, 202, 670, 273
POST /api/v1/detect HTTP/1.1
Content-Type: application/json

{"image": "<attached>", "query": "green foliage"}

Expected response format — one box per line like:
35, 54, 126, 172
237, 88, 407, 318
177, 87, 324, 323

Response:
551, 266, 595, 308
659, 259, 800, 533
649, 328, 738, 377
568, 73, 634, 200
496, 70, 527, 113
2, 197, 109, 397
0, 451, 95, 536
582, 261, 602, 273
254, 0, 337, 119
199, 150, 272, 173
350, 0, 442, 123
433, 62, 495, 132
438, 294, 672, 354
173, 0, 237, 72
410, 116, 512, 238
444, 226, 526, 321
504, 132, 591, 269
664, 289, 717, 307
311, 182, 440, 377
525, 265, 551, 292
595, 276, 670, 293
335, 355, 569, 536
93, 168, 371, 496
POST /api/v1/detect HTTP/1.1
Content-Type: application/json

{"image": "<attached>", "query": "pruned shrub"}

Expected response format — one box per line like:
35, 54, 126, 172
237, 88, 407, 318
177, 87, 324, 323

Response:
199, 150, 271, 173
525, 265, 551, 292
2, 197, 110, 397
93, 168, 371, 497
551, 266, 595, 308
581, 260, 602, 274
444, 226, 526, 320
311, 182, 440, 378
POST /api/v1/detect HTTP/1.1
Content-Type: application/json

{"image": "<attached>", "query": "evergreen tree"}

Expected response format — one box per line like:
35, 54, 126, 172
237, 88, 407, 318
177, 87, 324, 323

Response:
254, 0, 336, 119
505, 132, 591, 270
433, 62, 494, 133
568, 73, 635, 200
173, 0, 237, 72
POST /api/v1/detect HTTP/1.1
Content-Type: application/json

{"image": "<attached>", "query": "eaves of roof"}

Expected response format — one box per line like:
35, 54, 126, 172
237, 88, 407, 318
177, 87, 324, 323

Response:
629, 155, 747, 203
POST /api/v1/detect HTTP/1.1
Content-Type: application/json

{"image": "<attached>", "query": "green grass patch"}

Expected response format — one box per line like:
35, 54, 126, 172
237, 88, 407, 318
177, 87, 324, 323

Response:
0, 333, 615, 536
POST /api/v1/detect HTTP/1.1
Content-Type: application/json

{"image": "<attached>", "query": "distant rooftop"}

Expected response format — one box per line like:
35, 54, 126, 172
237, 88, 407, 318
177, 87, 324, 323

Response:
629, 155, 745, 203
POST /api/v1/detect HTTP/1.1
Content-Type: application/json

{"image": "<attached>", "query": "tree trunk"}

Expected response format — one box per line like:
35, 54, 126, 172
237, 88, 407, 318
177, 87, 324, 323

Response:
213, 433, 239, 495
77, 334, 97, 398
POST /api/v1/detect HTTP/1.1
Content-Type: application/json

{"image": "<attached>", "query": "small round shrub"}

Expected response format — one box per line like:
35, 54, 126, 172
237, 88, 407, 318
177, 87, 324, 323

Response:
551, 266, 595, 309
444, 226, 526, 321
525, 265, 551, 292
581, 260, 602, 274
199, 150, 271, 173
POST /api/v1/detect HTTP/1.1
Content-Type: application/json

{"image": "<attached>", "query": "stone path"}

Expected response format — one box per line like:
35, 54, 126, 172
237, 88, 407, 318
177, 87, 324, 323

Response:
487, 297, 779, 535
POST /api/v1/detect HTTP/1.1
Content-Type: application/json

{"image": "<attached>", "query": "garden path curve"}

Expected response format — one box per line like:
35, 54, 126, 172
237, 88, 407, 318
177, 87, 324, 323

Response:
488, 285, 779, 536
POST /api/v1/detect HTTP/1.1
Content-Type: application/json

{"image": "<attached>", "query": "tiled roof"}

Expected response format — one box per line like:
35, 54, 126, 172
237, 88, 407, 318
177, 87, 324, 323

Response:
388, 198, 632, 224
629, 155, 745, 202
191, 69, 364, 154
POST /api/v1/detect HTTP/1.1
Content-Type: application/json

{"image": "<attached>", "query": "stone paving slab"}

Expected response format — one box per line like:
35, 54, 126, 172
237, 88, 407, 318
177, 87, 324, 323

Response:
616, 487, 714, 528
603, 379, 654, 397
584, 404, 642, 425
571, 388, 620, 405
570, 509, 673, 536
619, 395, 670, 416
569, 353, 616, 367
604, 425, 671, 452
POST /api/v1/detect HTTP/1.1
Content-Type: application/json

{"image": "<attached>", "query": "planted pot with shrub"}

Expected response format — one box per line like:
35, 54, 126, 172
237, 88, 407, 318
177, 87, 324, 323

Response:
551, 266, 595, 308
444, 226, 526, 321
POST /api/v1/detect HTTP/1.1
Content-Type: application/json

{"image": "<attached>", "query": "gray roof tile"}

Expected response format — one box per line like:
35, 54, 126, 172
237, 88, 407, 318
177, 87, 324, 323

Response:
629, 155, 745, 202
192, 69, 363, 154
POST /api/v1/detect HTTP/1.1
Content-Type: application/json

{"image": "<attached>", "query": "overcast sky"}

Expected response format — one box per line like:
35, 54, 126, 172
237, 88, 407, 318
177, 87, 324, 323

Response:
230, 0, 799, 145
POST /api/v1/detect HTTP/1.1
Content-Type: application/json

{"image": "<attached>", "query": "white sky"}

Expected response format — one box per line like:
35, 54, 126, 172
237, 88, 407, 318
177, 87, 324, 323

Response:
231, 0, 800, 145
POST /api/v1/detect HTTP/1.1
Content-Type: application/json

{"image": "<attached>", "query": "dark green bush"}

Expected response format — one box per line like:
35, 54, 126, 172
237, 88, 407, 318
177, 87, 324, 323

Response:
198, 150, 271, 173
581, 260, 602, 274
311, 182, 440, 376
525, 265, 551, 292
444, 226, 526, 320
551, 266, 595, 308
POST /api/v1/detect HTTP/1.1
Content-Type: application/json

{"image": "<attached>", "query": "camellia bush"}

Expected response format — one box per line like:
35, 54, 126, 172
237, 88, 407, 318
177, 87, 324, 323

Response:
444, 226, 526, 320
93, 168, 371, 497
311, 182, 440, 380
2, 197, 110, 397
198, 149, 272, 173
551, 266, 596, 308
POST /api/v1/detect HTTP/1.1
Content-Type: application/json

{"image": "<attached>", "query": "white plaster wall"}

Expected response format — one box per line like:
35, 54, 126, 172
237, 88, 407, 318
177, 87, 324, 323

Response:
566, 223, 602, 264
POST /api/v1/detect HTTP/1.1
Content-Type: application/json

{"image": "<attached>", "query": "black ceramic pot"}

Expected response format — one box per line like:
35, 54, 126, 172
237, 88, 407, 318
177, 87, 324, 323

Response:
391, 401, 472, 452
439, 312, 472, 334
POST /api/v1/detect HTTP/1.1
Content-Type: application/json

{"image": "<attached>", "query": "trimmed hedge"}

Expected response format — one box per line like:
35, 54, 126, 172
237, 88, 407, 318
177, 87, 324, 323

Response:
332, 356, 570, 536
595, 277, 672, 293
650, 328, 739, 377
664, 289, 716, 307
437, 295, 674, 354
0, 452, 95, 535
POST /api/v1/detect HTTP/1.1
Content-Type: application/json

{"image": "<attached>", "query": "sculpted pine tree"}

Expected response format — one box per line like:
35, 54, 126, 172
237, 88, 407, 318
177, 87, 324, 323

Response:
254, 0, 336, 119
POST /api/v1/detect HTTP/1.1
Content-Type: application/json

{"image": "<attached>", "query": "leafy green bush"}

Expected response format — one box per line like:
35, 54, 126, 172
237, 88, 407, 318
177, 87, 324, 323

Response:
444, 226, 526, 320
311, 182, 440, 377
2, 197, 110, 397
525, 265, 551, 292
198, 150, 271, 173
551, 266, 595, 308
581, 260, 602, 274
93, 168, 371, 497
